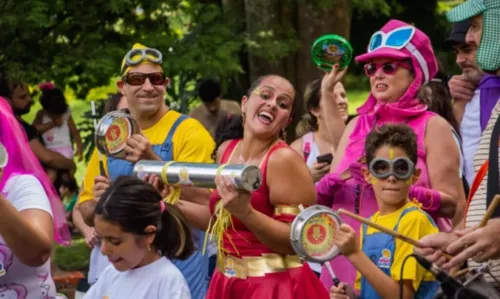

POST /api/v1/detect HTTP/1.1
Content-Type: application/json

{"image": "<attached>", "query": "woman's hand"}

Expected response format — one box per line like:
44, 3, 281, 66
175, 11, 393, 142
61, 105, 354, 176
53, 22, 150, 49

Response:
333, 224, 359, 257
310, 162, 331, 182
321, 64, 348, 96
330, 283, 355, 299
142, 174, 171, 198
92, 176, 110, 202
83, 227, 99, 248
215, 175, 252, 220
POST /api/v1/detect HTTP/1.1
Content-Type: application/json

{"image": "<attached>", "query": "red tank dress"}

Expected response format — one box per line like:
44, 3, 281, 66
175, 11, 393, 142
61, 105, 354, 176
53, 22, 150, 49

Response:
206, 139, 330, 299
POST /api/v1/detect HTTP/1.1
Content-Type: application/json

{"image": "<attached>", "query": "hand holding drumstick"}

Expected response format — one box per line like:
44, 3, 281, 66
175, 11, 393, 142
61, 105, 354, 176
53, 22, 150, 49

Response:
415, 194, 500, 270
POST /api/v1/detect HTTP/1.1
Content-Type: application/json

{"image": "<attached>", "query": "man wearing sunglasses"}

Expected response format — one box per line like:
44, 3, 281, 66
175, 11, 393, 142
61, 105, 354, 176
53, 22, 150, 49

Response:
77, 43, 214, 298
417, 0, 500, 292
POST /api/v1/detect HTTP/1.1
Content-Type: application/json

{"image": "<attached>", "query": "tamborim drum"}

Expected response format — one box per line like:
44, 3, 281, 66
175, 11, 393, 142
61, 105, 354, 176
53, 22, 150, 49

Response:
311, 34, 353, 72
0, 142, 8, 168
95, 111, 140, 159
290, 205, 342, 263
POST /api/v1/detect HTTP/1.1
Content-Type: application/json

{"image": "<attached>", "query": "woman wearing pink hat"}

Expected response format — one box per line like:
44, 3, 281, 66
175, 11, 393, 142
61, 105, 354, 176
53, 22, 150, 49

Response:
316, 19, 464, 290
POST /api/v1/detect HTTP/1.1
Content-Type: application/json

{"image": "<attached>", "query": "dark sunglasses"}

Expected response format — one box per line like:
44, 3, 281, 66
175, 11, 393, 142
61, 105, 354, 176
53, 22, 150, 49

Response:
364, 61, 412, 77
123, 72, 165, 86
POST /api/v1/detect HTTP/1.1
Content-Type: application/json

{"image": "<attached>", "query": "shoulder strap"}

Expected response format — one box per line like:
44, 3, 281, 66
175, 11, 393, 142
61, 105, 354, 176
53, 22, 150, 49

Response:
164, 114, 189, 161
302, 132, 313, 162
393, 206, 419, 231
487, 114, 500, 217
220, 139, 240, 163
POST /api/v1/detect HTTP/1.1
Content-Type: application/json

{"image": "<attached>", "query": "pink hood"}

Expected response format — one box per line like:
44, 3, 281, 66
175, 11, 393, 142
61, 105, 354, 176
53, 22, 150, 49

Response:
355, 19, 438, 118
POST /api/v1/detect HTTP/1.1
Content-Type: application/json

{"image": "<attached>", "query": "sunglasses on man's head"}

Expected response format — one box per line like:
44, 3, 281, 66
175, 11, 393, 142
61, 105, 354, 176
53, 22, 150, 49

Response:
364, 61, 412, 77
123, 72, 165, 86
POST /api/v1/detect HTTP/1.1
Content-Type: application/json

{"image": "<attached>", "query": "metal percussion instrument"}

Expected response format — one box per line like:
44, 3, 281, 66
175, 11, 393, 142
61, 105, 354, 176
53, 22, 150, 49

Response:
0, 142, 8, 168
311, 34, 353, 71
290, 205, 342, 263
95, 111, 140, 159
133, 160, 262, 192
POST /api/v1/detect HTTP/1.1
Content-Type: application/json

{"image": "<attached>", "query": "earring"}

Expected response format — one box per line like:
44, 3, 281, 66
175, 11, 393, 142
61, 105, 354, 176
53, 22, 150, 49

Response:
281, 128, 287, 140
147, 244, 151, 251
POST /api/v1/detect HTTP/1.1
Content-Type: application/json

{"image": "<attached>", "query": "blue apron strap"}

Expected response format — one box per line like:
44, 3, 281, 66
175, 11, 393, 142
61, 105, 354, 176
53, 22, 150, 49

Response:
393, 206, 418, 232
162, 114, 189, 161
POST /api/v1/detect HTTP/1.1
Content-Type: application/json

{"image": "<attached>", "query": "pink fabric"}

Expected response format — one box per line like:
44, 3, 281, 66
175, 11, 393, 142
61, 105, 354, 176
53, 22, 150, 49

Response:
354, 19, 438, 118
0, 97, 71, 245
316, 19, 451, 291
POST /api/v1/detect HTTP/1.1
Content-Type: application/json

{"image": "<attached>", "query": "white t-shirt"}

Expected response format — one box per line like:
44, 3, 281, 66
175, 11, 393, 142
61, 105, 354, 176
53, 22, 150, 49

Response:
0, 174, 57, 299
41, 110, 72, 150
88, 245, 110, 285
84, 256, 191, 299
460, 89, 481, 186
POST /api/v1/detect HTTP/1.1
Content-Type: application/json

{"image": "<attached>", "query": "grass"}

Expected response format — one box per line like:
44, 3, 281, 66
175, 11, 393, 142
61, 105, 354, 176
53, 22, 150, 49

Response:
55, 236, 91, 272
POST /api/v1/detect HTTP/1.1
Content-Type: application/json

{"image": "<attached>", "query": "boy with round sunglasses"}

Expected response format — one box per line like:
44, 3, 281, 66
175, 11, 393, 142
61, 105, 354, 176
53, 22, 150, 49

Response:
77, 43, 215, 299
329, 124, 440, 299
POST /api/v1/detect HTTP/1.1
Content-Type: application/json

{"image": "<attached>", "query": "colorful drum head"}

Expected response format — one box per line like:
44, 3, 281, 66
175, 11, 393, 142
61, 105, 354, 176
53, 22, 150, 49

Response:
95, 111, 139, 159
311, 34, 353, 72
290, 205, 342, 263
0, 142, 8, 168
104, 117, 132, 155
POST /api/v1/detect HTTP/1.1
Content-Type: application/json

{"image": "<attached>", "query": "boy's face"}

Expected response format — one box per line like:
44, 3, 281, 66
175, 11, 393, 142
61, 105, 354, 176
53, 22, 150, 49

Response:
362, 145, 421, 208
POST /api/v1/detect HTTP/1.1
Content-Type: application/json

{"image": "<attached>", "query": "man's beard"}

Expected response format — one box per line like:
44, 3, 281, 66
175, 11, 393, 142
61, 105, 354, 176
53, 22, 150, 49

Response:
13, 106, 30, 116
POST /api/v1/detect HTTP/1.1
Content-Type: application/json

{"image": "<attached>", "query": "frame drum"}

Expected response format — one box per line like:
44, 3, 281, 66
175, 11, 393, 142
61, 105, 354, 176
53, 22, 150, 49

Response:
290, 205, 342, 263
95, 111, 140, 159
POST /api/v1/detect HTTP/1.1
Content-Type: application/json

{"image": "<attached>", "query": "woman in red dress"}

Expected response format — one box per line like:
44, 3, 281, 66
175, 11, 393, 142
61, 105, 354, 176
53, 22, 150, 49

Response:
178, 75, 329, 299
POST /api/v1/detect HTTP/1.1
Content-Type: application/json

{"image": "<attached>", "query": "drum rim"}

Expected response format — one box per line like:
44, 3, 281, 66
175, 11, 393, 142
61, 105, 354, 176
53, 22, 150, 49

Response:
95, 111, 139, 158
290, 205, 342, 263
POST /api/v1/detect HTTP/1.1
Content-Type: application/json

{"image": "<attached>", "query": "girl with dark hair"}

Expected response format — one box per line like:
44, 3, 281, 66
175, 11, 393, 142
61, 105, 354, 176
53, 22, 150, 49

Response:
177, 75, 329, 299
83, 176, 192, 299
33, 83, 83, 182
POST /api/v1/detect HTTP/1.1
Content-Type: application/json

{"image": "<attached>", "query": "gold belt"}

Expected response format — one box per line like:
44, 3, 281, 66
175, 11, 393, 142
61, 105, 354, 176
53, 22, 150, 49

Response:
216, 253, 304, 279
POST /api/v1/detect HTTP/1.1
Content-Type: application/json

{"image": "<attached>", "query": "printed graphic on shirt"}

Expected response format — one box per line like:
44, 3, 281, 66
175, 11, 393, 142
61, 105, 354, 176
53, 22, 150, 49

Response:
38, 273, 56, 299
224, 258, 237, 277
0, 283, 28, 298
378, 249, 392, 269
0, 244, 13, 277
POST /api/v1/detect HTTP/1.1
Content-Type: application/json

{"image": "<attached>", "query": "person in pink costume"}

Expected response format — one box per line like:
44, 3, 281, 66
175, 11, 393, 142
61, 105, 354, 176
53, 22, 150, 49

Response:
0, 97, 70, 245
316, 19, 463, 291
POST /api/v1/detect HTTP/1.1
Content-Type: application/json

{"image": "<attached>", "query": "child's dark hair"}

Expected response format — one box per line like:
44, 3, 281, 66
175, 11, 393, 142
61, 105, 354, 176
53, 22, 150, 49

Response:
39, 85, 68, 115
60, 176, 79, 193
197, 78, 222, 103
365, 124, 418, 165
95, 176, 194, 260
104, 92, 124, 113
211, 75, 296, 158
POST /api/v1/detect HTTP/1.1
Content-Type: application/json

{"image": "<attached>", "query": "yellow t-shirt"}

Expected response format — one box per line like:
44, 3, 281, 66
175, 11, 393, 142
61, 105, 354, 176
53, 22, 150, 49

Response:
78, 110, 215, 204
354, 201, 438, 292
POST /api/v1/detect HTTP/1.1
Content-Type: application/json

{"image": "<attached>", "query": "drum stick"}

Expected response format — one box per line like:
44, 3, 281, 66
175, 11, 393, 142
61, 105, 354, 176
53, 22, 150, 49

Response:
338, 209, 454, 260
91, 101, 106, 177
298, 204, 340, 286
479, 194, 500, 228
338, 209, 421, 247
